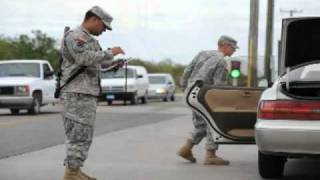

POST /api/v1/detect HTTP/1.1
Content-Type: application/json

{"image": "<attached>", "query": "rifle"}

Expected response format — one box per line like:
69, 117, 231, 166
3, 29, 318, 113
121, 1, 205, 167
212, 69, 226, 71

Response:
54, 26, 70, 99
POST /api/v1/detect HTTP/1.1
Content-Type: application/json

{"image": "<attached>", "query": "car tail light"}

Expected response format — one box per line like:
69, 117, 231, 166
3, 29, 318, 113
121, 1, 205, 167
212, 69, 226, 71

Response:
257, 100, 320, 120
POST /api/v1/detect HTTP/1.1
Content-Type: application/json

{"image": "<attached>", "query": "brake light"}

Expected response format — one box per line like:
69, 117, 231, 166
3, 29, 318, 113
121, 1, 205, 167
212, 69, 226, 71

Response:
257, 100, 320, 120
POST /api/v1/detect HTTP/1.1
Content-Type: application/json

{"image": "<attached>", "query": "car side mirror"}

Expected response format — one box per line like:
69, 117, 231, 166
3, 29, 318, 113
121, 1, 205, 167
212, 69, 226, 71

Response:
137, 74, 143, 78
168, 81, 173, 85
44, 70, 54, 78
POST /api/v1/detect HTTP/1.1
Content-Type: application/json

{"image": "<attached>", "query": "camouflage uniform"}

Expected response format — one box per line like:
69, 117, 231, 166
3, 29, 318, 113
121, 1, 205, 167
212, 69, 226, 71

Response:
60, 26, 114, 169
181, 50, 228, 151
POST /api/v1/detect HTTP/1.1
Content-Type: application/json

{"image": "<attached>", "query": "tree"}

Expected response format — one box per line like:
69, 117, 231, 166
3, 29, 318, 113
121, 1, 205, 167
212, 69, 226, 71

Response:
0, 31, 186, 87
0, 30, 59, 69
128, 58, 185, 88
0, 38, 16, 59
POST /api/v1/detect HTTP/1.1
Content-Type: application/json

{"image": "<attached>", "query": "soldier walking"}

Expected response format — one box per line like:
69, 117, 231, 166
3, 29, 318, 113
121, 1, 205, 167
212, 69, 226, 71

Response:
59, 6, 125, 180
178, 35, 238, 165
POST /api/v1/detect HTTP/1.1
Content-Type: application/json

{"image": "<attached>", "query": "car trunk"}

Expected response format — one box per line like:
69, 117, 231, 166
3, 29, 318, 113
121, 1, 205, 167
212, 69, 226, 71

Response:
279, 17, 320, 76
278, 17, 320, 99
280, 81, 320, 99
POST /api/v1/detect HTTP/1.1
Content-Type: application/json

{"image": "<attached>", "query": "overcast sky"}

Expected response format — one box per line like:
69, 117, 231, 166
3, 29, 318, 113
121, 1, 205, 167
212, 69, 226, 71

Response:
1, 0, 320, 65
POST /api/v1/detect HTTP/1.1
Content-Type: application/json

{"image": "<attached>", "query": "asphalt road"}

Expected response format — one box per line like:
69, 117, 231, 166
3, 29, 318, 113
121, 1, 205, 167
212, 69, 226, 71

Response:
0, 98, 183, 159
1, 96, 320, 179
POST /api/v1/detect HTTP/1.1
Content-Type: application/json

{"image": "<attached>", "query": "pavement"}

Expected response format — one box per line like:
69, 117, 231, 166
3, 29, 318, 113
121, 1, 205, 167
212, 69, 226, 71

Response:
0, 114, 260, 180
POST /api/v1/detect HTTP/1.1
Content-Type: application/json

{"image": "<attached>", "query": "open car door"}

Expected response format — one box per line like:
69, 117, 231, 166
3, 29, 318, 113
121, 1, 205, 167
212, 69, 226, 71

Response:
186, 80, 264, 144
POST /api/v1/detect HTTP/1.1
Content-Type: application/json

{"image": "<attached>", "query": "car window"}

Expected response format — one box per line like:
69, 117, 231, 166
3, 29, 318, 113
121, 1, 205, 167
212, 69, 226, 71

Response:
0, 63, 40, 77
43, 63, 50, 74
149, 76, 167, 84
168, 76, 174, 84
101, 68, 136, 79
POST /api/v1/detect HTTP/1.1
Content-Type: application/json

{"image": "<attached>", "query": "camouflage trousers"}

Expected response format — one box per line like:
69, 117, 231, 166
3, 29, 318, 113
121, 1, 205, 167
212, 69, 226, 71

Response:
60, 93, 97, 169
190, 111, 218, 151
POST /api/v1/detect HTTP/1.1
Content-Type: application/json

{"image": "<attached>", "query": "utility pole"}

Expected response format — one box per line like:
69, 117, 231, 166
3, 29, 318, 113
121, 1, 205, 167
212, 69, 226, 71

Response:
247, 0, 259, 87
264, 0, 274, 86
280, 8, 303, 17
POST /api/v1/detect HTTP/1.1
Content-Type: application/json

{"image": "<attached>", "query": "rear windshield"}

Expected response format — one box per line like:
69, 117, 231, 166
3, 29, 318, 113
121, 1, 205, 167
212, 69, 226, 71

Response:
0, 63, 40, 77
101, 68, 136, 79
280, 62, 320, 82
149, 76, 167, 84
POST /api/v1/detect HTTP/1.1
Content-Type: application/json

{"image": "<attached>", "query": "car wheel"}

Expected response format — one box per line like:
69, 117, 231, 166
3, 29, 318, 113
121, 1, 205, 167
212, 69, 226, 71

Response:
10, 109, 20, 115
163, 97, 168, 102
28, 93, 41, 115
163, 93, 168, 102
258, 151, 286, 179
107, 100, 113, 105
170, 94, 175, 101
131, 93, 138, 105
141, 93, 148, 104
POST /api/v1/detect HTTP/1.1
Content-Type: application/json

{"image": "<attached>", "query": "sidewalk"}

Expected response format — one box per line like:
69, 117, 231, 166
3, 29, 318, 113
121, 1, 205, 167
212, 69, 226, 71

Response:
0, 115, 260, 180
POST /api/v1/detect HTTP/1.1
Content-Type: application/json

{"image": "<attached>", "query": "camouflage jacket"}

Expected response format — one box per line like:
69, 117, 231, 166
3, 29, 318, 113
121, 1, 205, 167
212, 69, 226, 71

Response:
61, 26, 114, 96
180, 50, 228, 90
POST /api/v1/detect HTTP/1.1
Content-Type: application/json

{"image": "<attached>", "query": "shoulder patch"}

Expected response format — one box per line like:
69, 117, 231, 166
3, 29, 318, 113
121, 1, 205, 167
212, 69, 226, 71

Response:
74, 34, 88, 46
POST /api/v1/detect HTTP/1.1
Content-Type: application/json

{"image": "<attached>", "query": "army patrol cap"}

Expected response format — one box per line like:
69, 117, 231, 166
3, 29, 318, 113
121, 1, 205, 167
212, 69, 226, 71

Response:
89, 6, 113, 31
218, 35, 239, 49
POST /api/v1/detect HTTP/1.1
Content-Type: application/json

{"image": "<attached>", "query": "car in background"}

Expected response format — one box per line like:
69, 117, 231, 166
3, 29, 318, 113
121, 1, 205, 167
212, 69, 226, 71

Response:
100, 65, 149, 105
0, 60, 57, 114
147, 73, 175, 101
185, 17, 320, 179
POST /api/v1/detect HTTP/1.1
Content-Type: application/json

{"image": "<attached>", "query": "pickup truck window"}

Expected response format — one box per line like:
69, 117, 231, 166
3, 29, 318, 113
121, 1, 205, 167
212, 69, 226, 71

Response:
101, 68, 136, 79
0, 63, 40, 77
42, 63, 53, 79
149, 76, 167, 84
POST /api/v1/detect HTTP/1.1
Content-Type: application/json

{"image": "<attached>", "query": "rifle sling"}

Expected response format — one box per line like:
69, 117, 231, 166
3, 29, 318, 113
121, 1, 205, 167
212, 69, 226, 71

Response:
59, 66, 86, 91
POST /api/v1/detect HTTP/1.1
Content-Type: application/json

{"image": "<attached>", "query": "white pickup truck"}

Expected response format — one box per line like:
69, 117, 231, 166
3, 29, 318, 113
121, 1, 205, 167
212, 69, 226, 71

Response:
0, 60, 58, 115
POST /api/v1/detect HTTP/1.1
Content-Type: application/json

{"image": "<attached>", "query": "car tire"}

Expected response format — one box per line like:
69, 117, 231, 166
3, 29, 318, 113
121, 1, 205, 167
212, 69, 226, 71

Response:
131, 93, 138, 105
163, 93, 168, 102
141, 92, 148, 104
10, 109, 20, 115
170, 94, 175, 101
107, 100, 113, 105
258, 151, 286, 179
28, 93, 41, 115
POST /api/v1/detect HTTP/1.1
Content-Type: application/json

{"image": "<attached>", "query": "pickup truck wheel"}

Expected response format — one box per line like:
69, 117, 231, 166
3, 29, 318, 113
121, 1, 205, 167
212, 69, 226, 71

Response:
131, 93, 138, 105
258, 151, 286, 179
170, 94, 175, 101
141, 92, 148, 104
163, 93, 168, 102
10, 109, 20, 115
28, 93, 41, 115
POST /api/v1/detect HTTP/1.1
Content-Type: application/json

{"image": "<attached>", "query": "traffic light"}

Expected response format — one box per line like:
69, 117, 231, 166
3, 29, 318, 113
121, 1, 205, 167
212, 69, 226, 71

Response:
230, 60, 241, 79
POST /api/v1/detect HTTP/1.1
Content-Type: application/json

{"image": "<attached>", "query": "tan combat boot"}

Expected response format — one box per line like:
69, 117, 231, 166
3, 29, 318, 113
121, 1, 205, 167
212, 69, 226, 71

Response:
203, 150, 230, 165
177, 139, 196, 163
63, 167, 85, 180
79, 169, 97, 180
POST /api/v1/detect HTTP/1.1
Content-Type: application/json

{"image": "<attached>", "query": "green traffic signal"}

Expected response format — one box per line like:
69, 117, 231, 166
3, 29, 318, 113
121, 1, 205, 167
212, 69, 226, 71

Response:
230, 69, 241, 78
